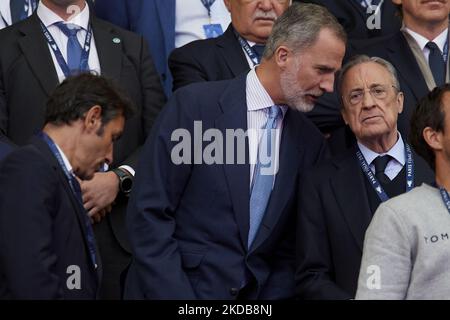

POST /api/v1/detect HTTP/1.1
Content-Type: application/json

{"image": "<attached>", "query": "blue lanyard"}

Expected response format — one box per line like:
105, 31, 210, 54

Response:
201, 0, 216, 17
39, 19, 92, 78
237, 35, 261, 66
439, 186, 450, 214
38, 131, 98, 269
443, 37, 449, 64
357, 143, 415, 202
1, 0, 37, 26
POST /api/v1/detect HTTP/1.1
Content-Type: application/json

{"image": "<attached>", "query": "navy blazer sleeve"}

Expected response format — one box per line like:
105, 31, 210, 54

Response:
0, 149, 63, 299
295, 170, 353, 300
126, 89, 198, 299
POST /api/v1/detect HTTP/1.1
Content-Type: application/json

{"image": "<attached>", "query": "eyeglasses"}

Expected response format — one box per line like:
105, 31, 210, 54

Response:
345, 85, 398, 105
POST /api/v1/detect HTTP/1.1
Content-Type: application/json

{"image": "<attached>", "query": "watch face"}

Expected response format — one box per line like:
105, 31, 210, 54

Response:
121, 176, 133, 193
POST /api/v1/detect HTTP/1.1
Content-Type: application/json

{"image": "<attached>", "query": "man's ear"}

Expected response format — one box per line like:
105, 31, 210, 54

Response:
83, 105, 102, 133
274, 46, 290, 70
423, 126, 443, 152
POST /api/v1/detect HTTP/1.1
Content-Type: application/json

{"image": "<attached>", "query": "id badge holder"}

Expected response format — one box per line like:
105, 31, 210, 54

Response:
203, 24, 223, 38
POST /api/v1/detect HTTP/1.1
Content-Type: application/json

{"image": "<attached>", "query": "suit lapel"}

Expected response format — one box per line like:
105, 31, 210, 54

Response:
32, 137, 101, 279
91, 17, 122, 81
215, 74, 250, 249
387, 33, 429, 101
330, 147, 373, 251
216, 24, 250, 78
249, 109, 301, 253
18, 14, 59, 96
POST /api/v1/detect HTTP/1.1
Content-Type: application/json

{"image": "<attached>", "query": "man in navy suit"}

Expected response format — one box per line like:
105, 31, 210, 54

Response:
0, 73, 134, 299
124, 3, 346, 299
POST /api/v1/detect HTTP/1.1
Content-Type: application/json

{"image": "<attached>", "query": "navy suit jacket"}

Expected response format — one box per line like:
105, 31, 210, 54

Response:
296, 0, 401, 42
0, 137, 101, 299
0, 137, 12, 161
168, 23, 250, 92
124, 73, 328, 299
295, 145, 434, 299
94, 0, 175, 96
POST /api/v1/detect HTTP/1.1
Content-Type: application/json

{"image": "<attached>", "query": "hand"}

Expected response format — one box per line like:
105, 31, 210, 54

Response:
79, 172, 119, 220
90, 204, 113, 224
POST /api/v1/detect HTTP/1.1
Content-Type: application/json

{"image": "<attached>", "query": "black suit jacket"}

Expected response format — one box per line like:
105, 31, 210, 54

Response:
124, 73, 328, 299
295, 145, 434, 299
0, 137, 101, 299
168, 23, 250, 92
0, 12, 166, 252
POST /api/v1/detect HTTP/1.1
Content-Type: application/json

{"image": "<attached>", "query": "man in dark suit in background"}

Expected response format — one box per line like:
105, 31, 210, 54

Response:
356, 0, 450, 137
124, 3, 346, 299
0, 0, 166, 299
168, 0, 291, 92
295, 55, 434, 299
0, 73, 133, 299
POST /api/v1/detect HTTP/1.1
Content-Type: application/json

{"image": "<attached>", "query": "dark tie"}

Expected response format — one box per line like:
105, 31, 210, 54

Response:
426, 41, 446, 86
372, 155, 391, 185
10, 0, 27, 23
248, 105, 282, 248
55, 22, 84, 74
70, 174, 98, 268
252, 44, 265, 63
371, 0, 381, 6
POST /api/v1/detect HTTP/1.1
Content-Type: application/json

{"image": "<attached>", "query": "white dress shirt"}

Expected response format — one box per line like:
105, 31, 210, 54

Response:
246, 67, 287, 186
175, 0, 231, 48
37, 1, 101, 83
357, 133, 406, 181
404, 27, 448, 64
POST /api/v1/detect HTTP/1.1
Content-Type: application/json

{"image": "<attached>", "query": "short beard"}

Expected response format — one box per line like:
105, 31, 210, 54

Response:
280, 61, 317, 113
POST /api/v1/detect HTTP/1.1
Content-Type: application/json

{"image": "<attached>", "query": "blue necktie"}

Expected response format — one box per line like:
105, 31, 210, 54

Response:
70, 174, 98, 269
248, 105, 282, 248
55, 22, 84, 75
427, 41, 446, 86
10, 0, 27, 23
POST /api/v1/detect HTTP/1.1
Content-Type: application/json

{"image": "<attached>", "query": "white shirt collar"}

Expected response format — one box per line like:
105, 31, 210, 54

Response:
357, 132, 405, 166
37, 0, 90, 30
404, 27, 448, 53
54, 142, 73, 175
246, 67, 288, 115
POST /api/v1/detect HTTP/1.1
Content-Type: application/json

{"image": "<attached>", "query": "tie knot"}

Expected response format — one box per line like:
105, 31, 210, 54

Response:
372, 155, 391, 174
267, 105, 282, 120
252, 44, 265, 59
426, 41, 441, 52
55, 22, 81, 38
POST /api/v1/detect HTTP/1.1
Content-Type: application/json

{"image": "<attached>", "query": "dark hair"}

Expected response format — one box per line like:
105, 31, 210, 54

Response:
409, 84, 450, 171
45, 73, 134, 128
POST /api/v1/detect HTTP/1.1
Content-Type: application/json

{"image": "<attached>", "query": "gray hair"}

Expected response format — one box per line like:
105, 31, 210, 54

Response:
263, 3, 347, 59
337, 55, 401, 109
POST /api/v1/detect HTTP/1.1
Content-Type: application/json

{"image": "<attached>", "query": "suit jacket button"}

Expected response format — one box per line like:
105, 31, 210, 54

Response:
230, 288, 239, 296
